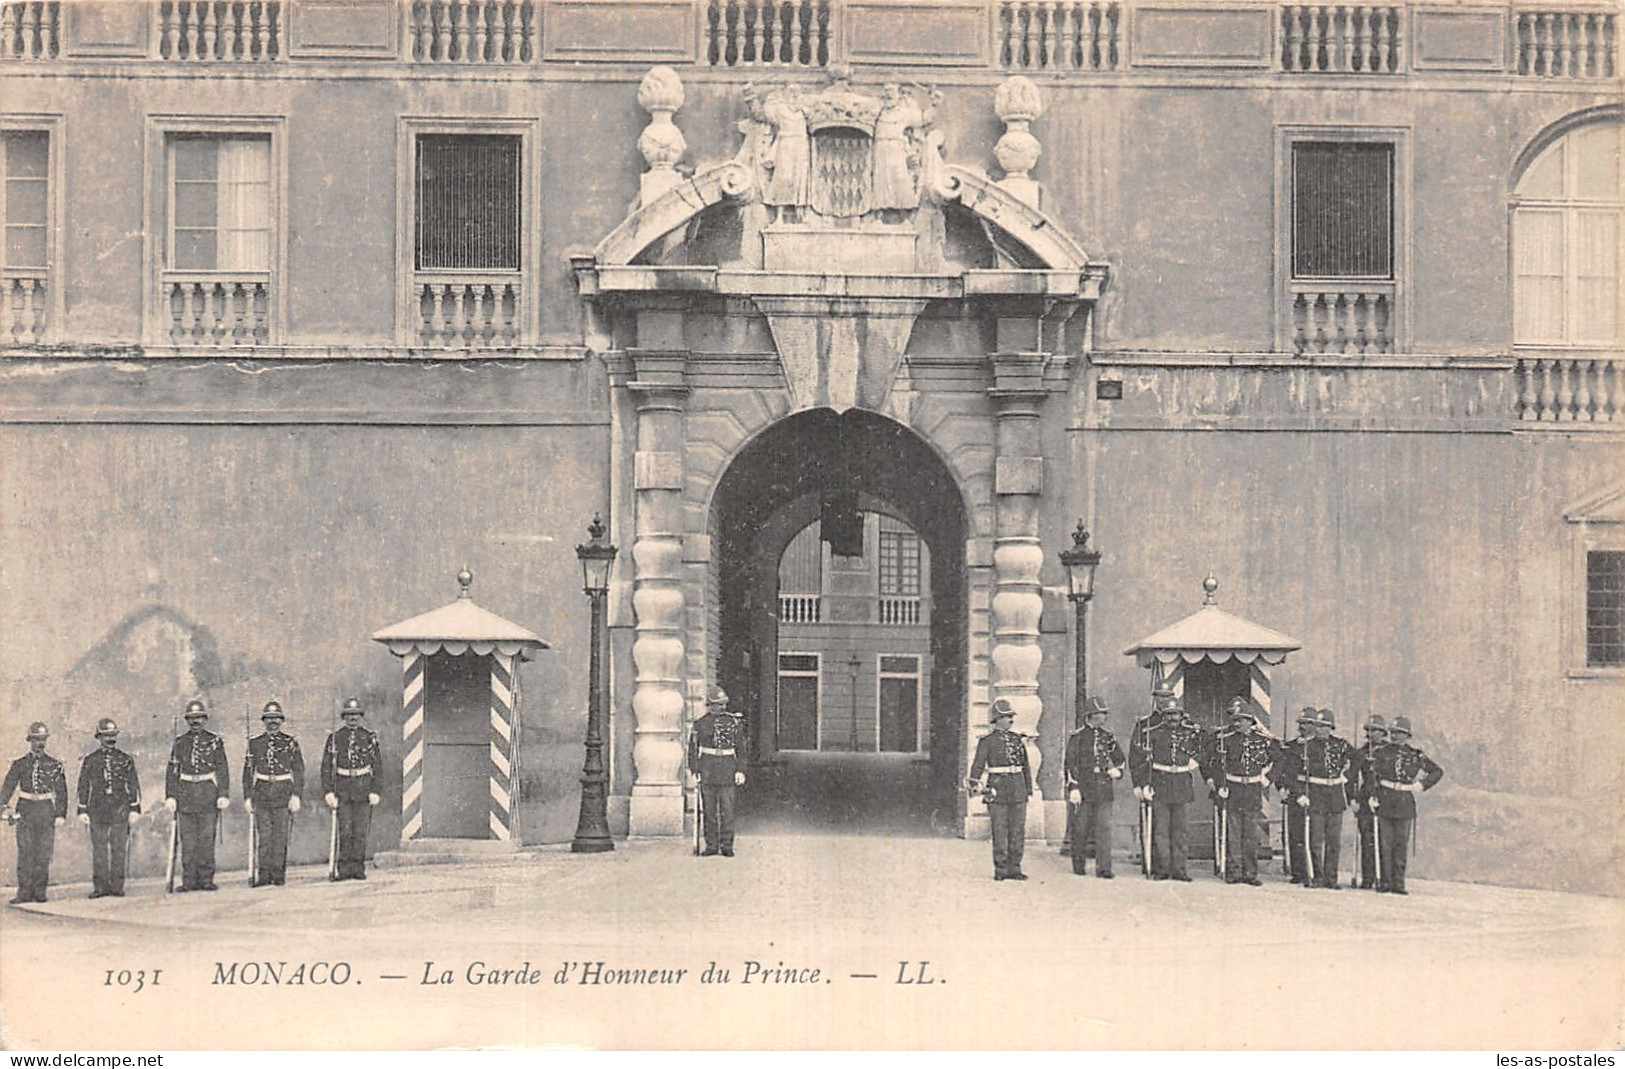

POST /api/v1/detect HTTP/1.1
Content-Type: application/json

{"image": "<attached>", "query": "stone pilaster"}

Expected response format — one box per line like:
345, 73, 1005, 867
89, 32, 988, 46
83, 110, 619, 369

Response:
626, 318, 689, 837
988, 325, 1049, 835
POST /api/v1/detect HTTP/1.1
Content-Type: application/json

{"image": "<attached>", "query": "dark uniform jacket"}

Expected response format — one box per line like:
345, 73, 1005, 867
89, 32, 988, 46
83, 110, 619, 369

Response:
687, 712, 746, 783
1063, 725, 1125, 803
1352, 741, 1382, 805
970, 728, 1032, 803
1368, 741, 1443, 820
1202, 730, 1277, 797
244, 733, 305, 807
2, 752, 69, 819
322, 726, 381, 801
1276, 736, 1359, 812
1129, 712, 1205, 805
77, 747, 141, 822
166, 730, 230, 812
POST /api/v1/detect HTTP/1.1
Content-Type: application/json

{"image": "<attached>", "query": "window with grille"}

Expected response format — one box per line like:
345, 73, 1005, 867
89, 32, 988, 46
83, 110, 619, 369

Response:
415, 135, 521, 271
1588, 550, 1625, 667
169, 135, 272, 272
2, 130, 48, 271
1292, 142, 1393, 278
1514, 122, 1622, 347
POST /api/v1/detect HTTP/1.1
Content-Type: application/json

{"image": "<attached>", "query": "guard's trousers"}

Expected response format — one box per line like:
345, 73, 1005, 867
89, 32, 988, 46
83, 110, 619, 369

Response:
178, 810, 217, 889
253, 806, 292, 885
89, 820, 129, 895
1072, 799, 1113, 875
699, 782, 736, 852
1223, 795, 1261, 880
989, 800, 1027, 877
334, 799, 370, 878
1151, 801, 1189, 878
1377, 815, 1413, 892
1355, 808, 1377, 886
13, 801, 55, 902
1308, 809, 1344, 887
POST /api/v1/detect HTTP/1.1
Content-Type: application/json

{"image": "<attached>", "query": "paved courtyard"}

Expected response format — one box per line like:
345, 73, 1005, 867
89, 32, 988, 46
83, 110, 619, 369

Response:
1, 834, 1620, 1050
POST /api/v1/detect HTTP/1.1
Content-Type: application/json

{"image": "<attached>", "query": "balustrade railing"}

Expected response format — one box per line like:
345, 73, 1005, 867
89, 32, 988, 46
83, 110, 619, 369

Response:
1, 274, 49, 344
704, 0, 832, 66
157, 1, 283, 61
166, 273, 271, 345
408, 0, 539, 63
779, 594, 822, 624
1290, 282, 1395, 355
414, 274, 523, 347
997, 1, 1121, 71
878, 596, 921, 626
1281, 5, 1403, 72
1514, 9, 1615, 77
1515, 356, 1621, 422
0, 0, 58, 59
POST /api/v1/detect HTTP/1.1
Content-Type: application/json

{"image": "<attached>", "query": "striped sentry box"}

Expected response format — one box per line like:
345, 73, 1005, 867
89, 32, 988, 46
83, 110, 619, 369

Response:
401, 650, 426, 842
489, 653, 516, 841
1249, 661, 1273, 731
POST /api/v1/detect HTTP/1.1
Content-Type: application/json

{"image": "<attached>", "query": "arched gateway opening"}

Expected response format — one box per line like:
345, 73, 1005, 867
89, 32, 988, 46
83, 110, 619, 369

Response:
710, 408, 968, 835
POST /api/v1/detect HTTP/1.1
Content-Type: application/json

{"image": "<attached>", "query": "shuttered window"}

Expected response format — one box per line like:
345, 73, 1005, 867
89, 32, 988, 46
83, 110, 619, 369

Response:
1292, 142, 1393, 278
415, 135, 521, 271
1588, 550, 1625, 668
169, 136, 272, 272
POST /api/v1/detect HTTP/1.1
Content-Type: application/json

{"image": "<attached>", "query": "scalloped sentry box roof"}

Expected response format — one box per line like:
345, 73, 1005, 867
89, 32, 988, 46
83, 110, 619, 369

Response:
372, 596, 549, 660
1124, 603, 1301, 668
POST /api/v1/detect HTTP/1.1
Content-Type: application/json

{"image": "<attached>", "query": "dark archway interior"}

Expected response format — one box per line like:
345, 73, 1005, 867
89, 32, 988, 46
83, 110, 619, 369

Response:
711, 408, 968, 835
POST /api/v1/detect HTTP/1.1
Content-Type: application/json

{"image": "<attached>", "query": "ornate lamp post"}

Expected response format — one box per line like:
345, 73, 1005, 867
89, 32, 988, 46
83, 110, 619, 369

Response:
572, 514, 617, 853
1058, 521, 1103, 728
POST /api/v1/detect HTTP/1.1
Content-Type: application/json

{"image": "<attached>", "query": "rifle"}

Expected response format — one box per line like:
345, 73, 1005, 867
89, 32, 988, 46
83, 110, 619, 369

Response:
164, 702, 179, 894
245, 706, 255, 888
327, 805, 339, 880
692, 778, 703, 856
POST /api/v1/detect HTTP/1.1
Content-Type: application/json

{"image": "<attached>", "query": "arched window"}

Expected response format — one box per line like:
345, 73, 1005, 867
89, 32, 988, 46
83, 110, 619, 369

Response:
1513, 120, 1622, 347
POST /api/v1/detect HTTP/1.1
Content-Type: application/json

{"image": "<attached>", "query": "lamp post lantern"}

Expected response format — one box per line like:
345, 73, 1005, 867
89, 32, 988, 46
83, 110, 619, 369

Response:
572, 514, 617, 853
1059, 520, 1103, 730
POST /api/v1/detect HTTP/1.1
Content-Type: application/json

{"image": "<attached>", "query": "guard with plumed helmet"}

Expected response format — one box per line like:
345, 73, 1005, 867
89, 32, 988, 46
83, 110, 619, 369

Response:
1, 721, 68, 904
77, 718, 141, 898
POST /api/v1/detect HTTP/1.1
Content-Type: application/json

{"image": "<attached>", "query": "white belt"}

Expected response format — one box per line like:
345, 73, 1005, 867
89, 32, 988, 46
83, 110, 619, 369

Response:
178, 772, 216, 783
16, 791, 54, 802
698, 747, 735, 757
1379, 779, 1420, 792
337, 766, 372, 777
254, 773, 294, 783
1307, 775, 1347, 787
1225, 773, 1268, 785
1153, 761, 1197, 773
985, 765, 1023, 775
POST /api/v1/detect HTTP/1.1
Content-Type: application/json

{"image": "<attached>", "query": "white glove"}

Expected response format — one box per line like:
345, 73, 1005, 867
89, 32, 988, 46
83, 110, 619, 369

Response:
368, 793, 380, 806
1131, 786, 1143, 802
215, 796, 230, 811
1218, 786, 1230, 799
78, 812, 91, 826
1368, 797, 1379, 812
325, 792, 338, 808
733, 773, 745, 787
164, 797, 177, 813
1296, 794, 1311, 808
127, 811, 140, 827
1107, 768, 1122, 780
54, 816, 65, 827
1143, 785, 1155, 802
1067, 788, 1080, 804
288, 795, 302, 813
685, 772, 699, 791
244, 798, 254, 814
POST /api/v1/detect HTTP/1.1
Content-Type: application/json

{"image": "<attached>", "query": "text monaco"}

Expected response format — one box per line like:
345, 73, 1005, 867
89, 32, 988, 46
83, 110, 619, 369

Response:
212, 961, 354, 986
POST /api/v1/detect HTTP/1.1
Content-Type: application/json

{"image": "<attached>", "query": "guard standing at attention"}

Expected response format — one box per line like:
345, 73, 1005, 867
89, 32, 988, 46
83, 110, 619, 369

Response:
1278, 709, 1357, 889
1368, 716, 1443, 895
1202, 698, 1275, 885
1129, 695, 1203, 881
322, 697, 381, 881
0, 722, 68, 904
244, 701, 304, 886
969, 698, 1033, 880
77, 719, 142, 898
687, 687, 748, 857
1352, 714, 1389, 889
165, 700, 230, 892
1064, 696, 1125, 878
1274, 707, 1319, 884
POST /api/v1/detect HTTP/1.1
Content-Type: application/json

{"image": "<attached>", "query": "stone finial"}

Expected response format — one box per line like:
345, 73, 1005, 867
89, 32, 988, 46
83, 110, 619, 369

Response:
993, 76, 1044, 208
458, 567, 474, 598
1202, 574, 1219, 605
637, 66, 687, 204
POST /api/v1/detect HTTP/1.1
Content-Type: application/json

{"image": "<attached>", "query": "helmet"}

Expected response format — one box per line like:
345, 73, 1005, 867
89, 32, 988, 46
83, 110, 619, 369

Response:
1152, 683, 1175, 699
1297, 706, 1318, 725
990, 697, 1017, 722
1389, 716, 1413, 737
1083, 696, 1109, 718
341, 697, 364, 716
25, 721, 48, 741
94, 718, 119, 737
1230, 703, 1258, 723
183, 700, 208, 720
1364, 715, 1389, 734
1317, 709, 1336, 729
705, 687, 729, 707
261, 701, 284, 720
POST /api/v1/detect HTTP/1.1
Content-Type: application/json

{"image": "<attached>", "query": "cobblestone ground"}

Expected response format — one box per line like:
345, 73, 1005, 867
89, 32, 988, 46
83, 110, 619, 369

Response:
2, 835, 1620, 1050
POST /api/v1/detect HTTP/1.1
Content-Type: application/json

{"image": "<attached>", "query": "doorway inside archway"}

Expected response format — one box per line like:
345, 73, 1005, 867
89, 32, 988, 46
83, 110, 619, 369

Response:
710, 409, 968, 836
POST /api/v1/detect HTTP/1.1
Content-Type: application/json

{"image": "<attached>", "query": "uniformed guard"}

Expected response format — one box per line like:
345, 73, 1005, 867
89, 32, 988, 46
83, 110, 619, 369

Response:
322, 697, 381, 881
1367, 715, 1443, 895
1278, 708, 1357, 889
1202, 698, 1276, 885
1064, 696, 1125, 878
968, 698, 1033, 880
164, 700, 230, 892
244, 701, 304, 886
1128, 695, 1203, 881
0, 722, 68, 904
77, 719, 141, 898
1273, 707, 1319, 884
1352, 714, 1389, 889
686, 687, 748, 857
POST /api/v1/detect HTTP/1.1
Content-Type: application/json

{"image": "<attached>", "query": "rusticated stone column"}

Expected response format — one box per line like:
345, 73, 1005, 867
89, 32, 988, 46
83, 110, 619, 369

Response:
988, 324, 1049, 837
626, 315, 689, 837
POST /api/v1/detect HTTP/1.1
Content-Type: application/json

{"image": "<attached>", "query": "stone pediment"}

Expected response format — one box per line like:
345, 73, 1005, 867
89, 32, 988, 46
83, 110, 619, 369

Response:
1565, 484, 1625, 524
